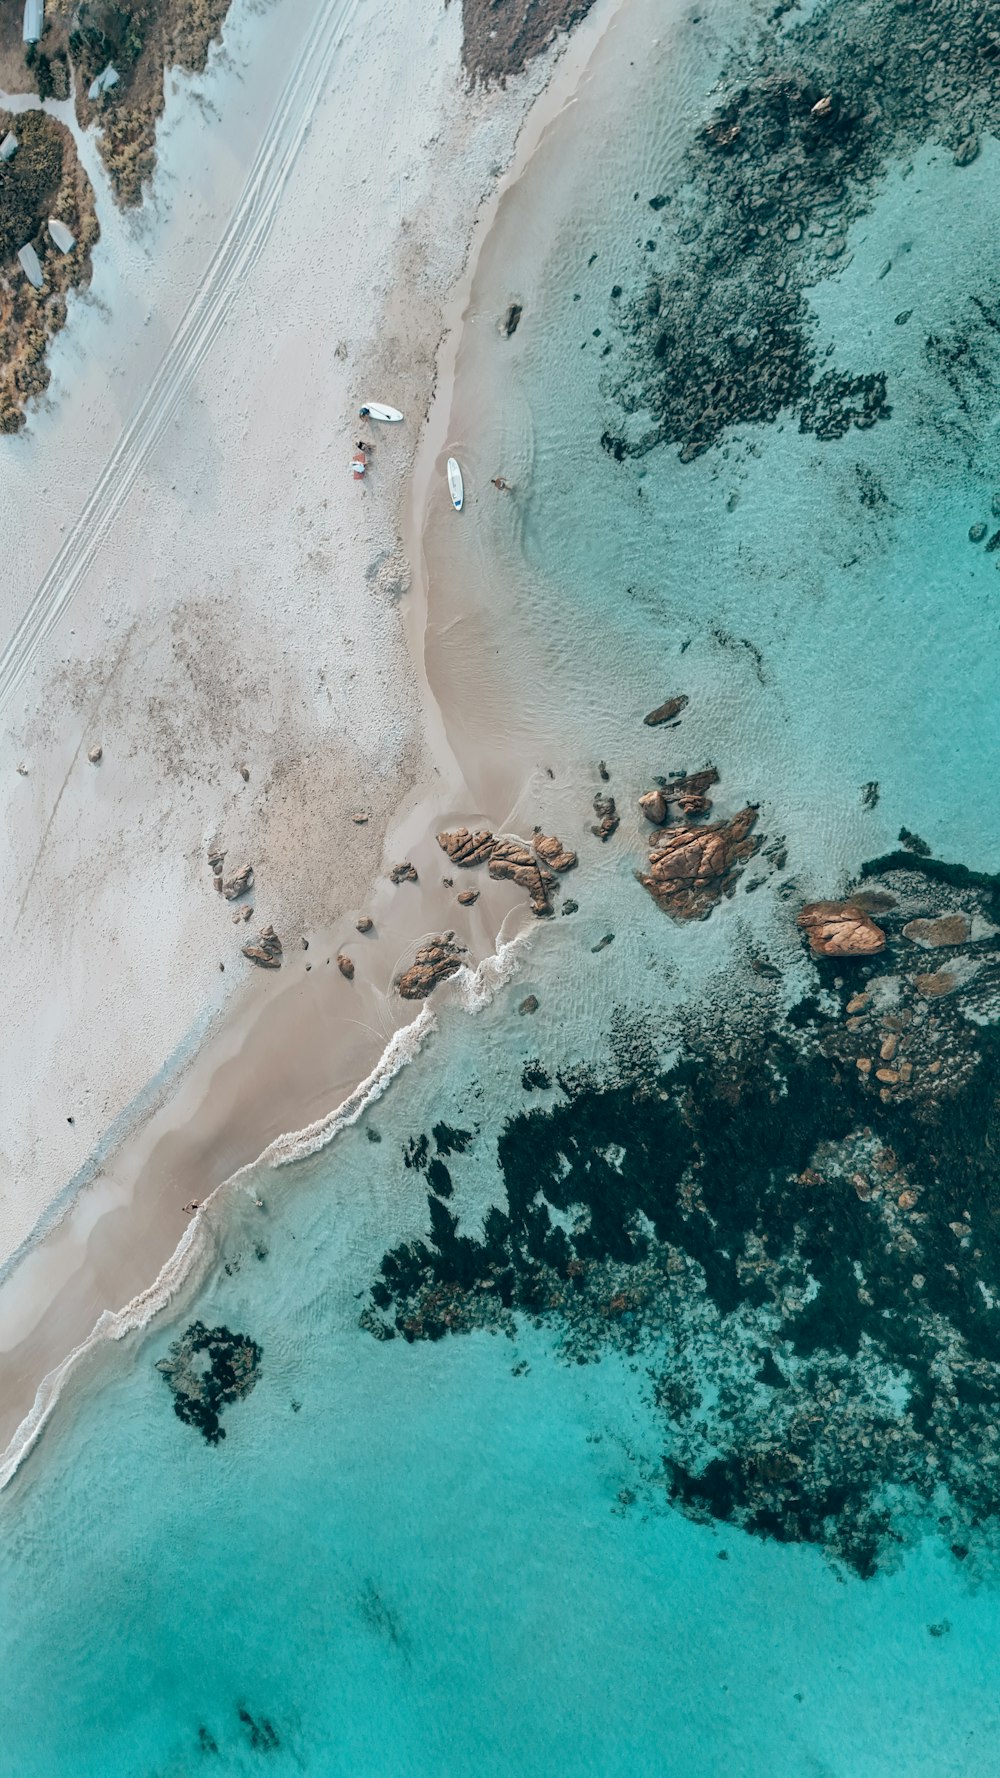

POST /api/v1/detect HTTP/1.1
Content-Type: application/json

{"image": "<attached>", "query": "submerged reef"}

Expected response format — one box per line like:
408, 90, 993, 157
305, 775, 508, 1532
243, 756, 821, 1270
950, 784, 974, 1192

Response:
602, 0, 1000, 459
363, 863, 1000, 1575
157, 1320, 262, 1444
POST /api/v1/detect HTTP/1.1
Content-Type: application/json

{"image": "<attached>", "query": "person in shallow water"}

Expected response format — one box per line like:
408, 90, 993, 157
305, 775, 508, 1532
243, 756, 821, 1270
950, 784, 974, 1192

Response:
490, 475, 512, 491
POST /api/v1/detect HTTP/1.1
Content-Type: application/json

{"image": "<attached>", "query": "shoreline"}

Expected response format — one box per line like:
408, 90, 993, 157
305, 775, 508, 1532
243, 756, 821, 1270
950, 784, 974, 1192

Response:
0, 0, 621, 1481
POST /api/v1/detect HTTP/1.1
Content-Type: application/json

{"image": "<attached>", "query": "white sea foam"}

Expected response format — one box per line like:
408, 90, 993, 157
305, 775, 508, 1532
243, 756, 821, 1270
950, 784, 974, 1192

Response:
453, 920, 534, 1012
0, 1211, 215, 1492
266, 1007, 436, 1169
0, 926, 525, 1492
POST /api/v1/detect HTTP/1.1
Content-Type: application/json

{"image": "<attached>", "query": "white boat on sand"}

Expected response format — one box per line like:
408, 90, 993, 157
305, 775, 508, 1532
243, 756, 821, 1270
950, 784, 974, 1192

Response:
446, 457, 464, 511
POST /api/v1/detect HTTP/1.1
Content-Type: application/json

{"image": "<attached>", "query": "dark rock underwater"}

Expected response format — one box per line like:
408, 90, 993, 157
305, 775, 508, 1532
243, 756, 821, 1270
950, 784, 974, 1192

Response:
363, 857, 1000, 1577
600, 0, 1000, 461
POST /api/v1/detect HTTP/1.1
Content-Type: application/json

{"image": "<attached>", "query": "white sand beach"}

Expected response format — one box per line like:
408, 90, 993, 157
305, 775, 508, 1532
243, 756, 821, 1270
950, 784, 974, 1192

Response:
0, 0, 618, 1461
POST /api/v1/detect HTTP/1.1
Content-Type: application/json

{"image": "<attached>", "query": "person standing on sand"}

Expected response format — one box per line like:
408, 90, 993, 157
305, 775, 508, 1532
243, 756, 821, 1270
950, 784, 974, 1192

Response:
491, 475, 512, 492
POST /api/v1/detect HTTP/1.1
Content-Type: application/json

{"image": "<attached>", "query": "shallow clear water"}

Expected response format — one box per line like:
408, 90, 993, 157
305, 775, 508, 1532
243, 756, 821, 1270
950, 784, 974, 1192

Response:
3, 1016, 1000, 1777
6, 0, 1000, 1766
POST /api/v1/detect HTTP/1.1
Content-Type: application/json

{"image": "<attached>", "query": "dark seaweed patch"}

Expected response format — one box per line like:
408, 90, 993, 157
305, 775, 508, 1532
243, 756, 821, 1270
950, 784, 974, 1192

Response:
364, 871, 1000, 1571
604, 0, 1000, 459
156, 1323, 262, 1445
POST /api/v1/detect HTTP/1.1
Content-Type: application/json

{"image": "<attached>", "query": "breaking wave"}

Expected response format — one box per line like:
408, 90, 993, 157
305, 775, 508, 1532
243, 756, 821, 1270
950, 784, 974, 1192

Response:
0, 922, 529, 1493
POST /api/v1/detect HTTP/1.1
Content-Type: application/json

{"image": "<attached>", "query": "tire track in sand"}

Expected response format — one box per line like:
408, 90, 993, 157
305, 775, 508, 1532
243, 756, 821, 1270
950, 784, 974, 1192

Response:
0, 0, 360, 718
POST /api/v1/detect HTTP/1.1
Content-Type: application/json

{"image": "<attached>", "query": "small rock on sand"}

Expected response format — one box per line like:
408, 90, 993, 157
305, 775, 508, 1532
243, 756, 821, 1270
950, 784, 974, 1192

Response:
351, 811, 369, 825
519, 995, 539, 1014
242, 925, 282, 969
356, 916, 374, 933
87, 743, 103, 764
457, 890, 479, 906
390, 861, 419, 885
337, 953, 355, 980
222, 864, 254, 901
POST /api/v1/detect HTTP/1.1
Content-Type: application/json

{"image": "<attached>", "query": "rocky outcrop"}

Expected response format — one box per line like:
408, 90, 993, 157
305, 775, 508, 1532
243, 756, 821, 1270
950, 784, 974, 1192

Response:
591, 793, 620, 841
398, 934, 466, 1000
638, 807, 761, 919
641, 769, 720, 825
639, 789, 669, 825
437, 828, 495, 867
533, 833, 577, 873
222, 863, 253, 900
156, 1320, 261, 1445
798, 900, 887, 957
644, 695, 689, 726
903, 914, 971, 949
242, 924, 282, 968
390, 861, 419, 885
488, 838, 555, 915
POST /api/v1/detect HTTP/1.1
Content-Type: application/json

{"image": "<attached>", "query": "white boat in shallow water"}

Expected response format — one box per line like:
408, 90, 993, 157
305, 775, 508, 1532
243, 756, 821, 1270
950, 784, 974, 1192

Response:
446, 457, 464, 511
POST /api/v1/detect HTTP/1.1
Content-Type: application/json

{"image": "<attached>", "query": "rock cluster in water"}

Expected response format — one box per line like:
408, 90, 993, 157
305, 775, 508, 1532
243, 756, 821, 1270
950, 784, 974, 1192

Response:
437, 826, 577, 918
798, 898, 887, 956
638, 804, 761, 919
363, 853, 1000, 1575
156, 1320, 262, 1444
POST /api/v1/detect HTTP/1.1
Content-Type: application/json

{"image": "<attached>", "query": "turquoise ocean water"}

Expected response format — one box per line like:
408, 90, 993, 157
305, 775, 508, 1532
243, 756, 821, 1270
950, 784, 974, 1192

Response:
6, 0, 1000, 1768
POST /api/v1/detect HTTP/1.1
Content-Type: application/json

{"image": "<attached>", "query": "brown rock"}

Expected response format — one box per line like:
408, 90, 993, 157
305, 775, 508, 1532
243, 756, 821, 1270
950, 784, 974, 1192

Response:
390, 861, 419, 885
591, 793, 620, 842
398, 934, 466, 1000
208, 850, 225, 873
640, 770, 719, 824
797, 900, 886, 957
356, 917, 374, 933
915, 970, 958, 998
897, 1190, 917, 1210
643, 695, 688, 726
519, 995, 539, 1015
87, 743, 103, 764
231, 906, 254, 924
902, 913, 971, 949
639, 789, 668, 826
667, 768, 719, 817
242, 925, 282, 969
533, 833, 577, 873
437, 827, 495, 867
337, 953, 355, 980
222, 864, 254, 901
457, 890, 480, 907
638, 807, 761, 919
488, 838, 554, 915
239, 765, 250, 782
351, 811, 369, 825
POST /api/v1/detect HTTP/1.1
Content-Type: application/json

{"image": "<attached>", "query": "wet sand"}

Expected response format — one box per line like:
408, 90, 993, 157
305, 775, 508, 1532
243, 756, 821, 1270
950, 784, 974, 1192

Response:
0, 0, 621, 1476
